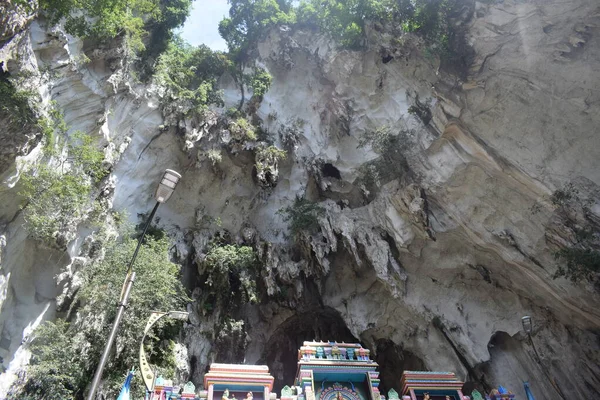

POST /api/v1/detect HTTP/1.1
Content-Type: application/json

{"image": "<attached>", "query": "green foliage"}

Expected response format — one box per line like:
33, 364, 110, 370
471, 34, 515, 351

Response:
403, 0, 458, 55
29, 0, 192, 53
0, 76, 36, 129
554, 247, 600, 282
255, 145, 286, 171
229, 117, 257, 141
155, 36, 231, 109
296, 0, 400, 49
225, 107, 244, 119
203, 243, 259, 305
17, 320, 86, 399
37, 101, 68, 152
249, 68, 272, 98
550, 183, 580, 207
219, 0, 459, 53
356, 126, 410, 195
78, 237, 186, 391
219, 0, 296, 60
14, 236, 187, 399
358, 126, 396, 154
67, 131, 108, 183
548, 184, 599, 283
207, 149, 223, 165
279, 197, 324, 236
20, 131, 107, 247
407, 95, 432, 125
20, 166, 91, 246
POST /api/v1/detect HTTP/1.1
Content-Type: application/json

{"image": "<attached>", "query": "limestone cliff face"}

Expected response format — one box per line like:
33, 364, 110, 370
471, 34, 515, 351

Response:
0, 1, 599, 399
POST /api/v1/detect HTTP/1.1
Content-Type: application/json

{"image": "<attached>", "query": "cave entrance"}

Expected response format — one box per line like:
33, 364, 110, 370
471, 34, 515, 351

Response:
262, 308, 359, 394
373, 339, 425, 395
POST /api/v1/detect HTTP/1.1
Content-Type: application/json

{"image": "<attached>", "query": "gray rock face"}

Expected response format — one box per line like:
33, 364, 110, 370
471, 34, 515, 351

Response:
0, 1, 599, 399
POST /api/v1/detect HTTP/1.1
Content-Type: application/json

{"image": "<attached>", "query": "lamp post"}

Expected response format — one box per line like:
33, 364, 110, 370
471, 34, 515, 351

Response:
521, 316, 566, 400
86, 169, 182, 400
139, 311, 190, 394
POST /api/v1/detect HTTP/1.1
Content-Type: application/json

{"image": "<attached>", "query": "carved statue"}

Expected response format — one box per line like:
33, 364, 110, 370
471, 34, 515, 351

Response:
423, 393, 431, 400
387, 389, 399, 400
183, 382, 196, 394
282, 386, 293, 397
347, 348, 355, 360
246, 392, 253, 400
332, 345, 341, 359
471, 390, 484, 400
357, 347, 367, 360
337, 392, 344, 400
316, 347, 324, 359
222, 389, 230, 400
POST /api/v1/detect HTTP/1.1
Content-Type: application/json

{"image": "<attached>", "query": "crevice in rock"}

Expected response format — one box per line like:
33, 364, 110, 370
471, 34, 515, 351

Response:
137, 130, 163, 161
432, 316, 491, 393
498, 230, 545, 270
467, 264, 492, 284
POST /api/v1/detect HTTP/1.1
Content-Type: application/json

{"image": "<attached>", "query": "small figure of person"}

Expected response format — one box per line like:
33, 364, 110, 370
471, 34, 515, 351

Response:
222, 389, 230, 400
247, 392, 253, 400
423, 393, 430, 400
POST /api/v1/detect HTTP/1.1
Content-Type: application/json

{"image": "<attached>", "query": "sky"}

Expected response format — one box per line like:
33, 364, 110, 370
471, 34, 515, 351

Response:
178, 0, 230, 51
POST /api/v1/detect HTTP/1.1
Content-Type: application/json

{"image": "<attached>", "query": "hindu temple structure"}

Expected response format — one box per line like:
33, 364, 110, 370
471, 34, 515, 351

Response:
144, 341, 518, 400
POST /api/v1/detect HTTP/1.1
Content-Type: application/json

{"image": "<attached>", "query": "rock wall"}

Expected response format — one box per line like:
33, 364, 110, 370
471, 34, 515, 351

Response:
0, 0, 599, 399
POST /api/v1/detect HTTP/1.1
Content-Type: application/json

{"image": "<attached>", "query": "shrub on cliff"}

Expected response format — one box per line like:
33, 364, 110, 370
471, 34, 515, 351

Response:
254, 145, 286, 188
547, 185, 600, 283
249, 68, 272, 98
229, 117, 257, 141
154, 36, 231, 110
279, 196, 325, 237
20, 131, 107, 248
0, 75, 36, 129
203, 243, 259, 305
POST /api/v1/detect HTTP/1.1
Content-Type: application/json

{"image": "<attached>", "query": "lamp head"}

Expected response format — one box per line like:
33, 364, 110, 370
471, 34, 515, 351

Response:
167, 311, 189, 321
522, 315, 533, 334
155, 169, 181, 203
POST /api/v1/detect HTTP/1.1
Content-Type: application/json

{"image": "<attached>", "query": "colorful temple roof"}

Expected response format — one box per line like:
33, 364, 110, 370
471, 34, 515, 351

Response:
204, 364, 275, 392
145, 341, 519, 400
401, 371, 465, 394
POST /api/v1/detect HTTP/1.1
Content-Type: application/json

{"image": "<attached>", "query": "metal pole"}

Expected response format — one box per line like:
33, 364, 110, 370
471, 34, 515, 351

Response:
86, 271, 136, 400
126, 201, 160, 277
86, 200, 161, 399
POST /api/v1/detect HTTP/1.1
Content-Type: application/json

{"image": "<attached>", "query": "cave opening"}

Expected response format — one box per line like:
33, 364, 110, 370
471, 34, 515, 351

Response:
262, 308, 358, 394
321, 163, 341, 180
373, 339, 426, 395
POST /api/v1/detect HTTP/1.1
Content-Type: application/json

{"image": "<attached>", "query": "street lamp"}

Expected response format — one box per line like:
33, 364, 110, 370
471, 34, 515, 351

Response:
139, 311, 190, 394
86, 169, 182, 400
521, 315, 566, 400
521, 316, 533, 334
